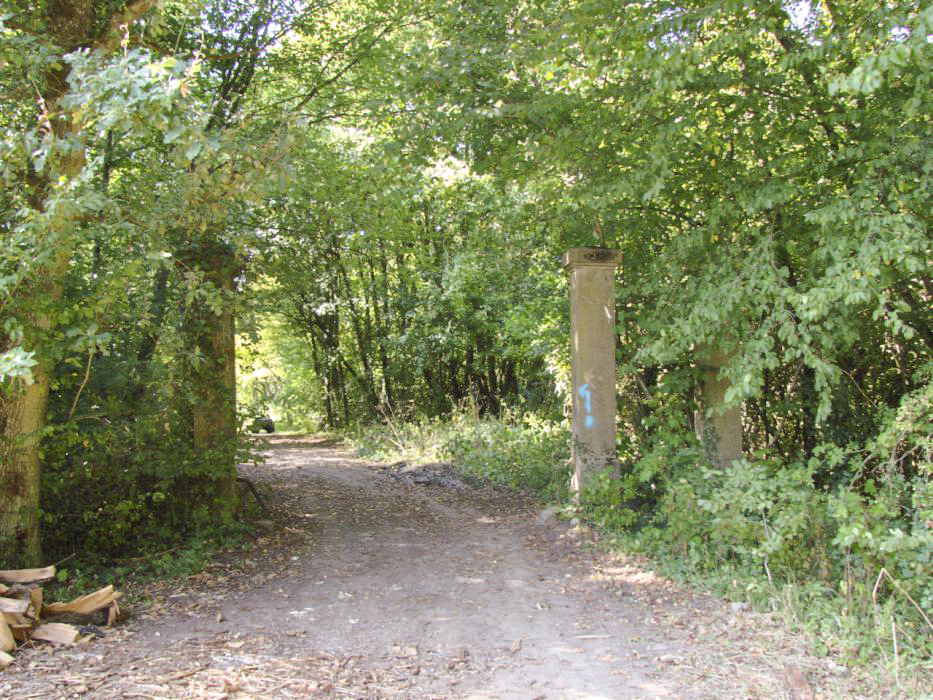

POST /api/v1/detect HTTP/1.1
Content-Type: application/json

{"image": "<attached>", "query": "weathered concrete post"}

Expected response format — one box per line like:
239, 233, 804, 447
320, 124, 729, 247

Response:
694, 344, 743, 467
562, 247, 623, 494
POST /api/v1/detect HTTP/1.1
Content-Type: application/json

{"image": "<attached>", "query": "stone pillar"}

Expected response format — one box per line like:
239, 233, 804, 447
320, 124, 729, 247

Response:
562, 247, 623, 494
694, 344, 743, 467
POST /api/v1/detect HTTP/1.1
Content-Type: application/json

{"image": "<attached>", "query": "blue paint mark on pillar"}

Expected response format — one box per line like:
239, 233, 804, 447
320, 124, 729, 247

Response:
578, 383, 595, 429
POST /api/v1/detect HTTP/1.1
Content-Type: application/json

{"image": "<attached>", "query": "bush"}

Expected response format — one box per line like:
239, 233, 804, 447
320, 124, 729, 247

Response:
40, 409, 252, 562
439, 413, 571, 499
351, 410, 571, 500
654, 458, 832, 579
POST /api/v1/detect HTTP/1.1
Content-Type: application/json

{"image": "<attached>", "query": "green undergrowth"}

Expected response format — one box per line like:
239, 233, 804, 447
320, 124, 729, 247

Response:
33, 413, 266, 567
41, 521, 251, 605
350, 410, 932, 695
350, 411, 572, 501
36, 470, 270, 602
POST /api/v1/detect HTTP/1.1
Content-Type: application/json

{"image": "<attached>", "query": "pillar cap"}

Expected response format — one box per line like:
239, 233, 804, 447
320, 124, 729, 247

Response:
562, 247, 622, 270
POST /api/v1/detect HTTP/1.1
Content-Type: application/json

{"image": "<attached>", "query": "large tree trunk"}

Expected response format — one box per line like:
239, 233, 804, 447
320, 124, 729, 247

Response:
0, 383, 44, 566
0, 251, 69, 566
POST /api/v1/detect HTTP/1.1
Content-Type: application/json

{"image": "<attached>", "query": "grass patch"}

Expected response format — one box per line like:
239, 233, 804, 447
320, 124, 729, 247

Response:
349, 411, 572, 501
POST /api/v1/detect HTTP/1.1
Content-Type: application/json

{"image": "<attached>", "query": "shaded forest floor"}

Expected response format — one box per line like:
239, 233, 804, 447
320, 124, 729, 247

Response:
0, 437, 889, 698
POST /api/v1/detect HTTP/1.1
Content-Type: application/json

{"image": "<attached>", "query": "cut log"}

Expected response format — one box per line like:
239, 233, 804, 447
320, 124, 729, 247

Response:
3, 612, 31, 643
2, 612, 30, 627
31, 623, 80, 645
42, 584, 119, 617
0, 649, 12, 667
0, 616, 14, 653
0, 583, 8, 594
0, 566, 55, 585
29, 586, 41, 616
107, 600, 121, 626
0, 598, 30, 615
5, 612, 30, 630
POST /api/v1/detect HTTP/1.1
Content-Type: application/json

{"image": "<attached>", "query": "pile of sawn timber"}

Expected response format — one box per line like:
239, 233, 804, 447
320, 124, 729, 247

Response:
0, 566, 122, 667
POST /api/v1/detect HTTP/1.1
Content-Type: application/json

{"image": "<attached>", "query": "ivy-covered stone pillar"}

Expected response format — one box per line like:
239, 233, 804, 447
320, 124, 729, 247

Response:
562, 247, 622, 494
694, 344, 743, 466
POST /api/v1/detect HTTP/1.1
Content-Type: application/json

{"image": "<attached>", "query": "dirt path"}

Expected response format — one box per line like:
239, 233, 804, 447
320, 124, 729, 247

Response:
1, 438, 867, 699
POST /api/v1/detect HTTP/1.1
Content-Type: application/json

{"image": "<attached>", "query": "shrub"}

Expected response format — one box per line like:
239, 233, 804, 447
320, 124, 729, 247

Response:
439, 413, 571, 499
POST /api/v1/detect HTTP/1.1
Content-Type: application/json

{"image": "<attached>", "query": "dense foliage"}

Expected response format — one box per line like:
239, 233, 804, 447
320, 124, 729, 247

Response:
0, 0, 929, 681
0, 0, 412, 562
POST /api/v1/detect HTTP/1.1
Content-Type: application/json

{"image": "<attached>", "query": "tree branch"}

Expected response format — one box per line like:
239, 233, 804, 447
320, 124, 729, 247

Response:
67, 351, 94, 422
97, 0, 161, 53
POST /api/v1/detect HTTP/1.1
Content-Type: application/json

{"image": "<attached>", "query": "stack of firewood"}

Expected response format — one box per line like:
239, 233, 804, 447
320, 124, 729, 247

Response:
0, 566, 122, 667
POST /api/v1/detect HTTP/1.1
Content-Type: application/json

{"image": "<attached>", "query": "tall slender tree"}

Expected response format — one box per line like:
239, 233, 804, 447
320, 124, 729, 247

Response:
0, 0, 170, 565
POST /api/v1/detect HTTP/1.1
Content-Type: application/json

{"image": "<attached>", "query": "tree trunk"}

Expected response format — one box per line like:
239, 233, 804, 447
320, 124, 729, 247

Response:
0, 386, 42, 565
308, 334, 335, 428
0, 0, 155, 567
374, 244, 394, 410
486, 354, 500, 417
501, 359, 518, 400
340, 262, 378, 415
1, 244, 70, 565
0, 0, 91, 564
